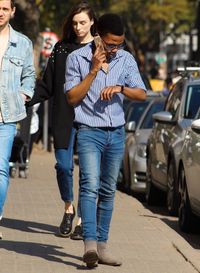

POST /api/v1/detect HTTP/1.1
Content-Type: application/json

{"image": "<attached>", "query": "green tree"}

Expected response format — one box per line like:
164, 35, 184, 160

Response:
13, 0, 197, 61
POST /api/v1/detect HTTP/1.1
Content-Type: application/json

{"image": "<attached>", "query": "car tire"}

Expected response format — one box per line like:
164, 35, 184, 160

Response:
178, 166, 194, 233
167, 158, 179, 216
146, 155, 162, 205
117, 168, 124, 190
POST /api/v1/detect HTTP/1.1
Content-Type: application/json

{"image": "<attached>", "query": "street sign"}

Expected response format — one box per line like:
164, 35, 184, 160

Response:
40, 31, 59, 57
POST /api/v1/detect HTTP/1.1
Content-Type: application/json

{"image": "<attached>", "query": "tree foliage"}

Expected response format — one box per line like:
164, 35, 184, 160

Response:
13, 0, 197, 54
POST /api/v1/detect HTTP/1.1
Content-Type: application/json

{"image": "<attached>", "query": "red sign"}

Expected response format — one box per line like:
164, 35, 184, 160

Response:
40, 31, 59, 57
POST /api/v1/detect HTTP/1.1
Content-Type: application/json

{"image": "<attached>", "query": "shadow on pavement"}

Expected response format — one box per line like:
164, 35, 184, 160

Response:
0, 240, 82, 267
161, 217, 200, 250
142, 203, 200, 250
1, 217, 57, 234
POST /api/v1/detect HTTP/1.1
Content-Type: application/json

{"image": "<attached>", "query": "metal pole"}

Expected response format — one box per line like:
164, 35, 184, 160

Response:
197, 0, 200, 61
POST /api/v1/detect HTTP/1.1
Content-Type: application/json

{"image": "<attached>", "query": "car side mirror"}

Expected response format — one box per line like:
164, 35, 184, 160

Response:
125, 121, 136, 132
191, 119, 200, 134
153, 111, 173, 123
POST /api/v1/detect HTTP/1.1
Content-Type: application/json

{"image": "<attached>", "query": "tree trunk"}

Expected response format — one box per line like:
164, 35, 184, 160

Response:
11, 0, 42, 75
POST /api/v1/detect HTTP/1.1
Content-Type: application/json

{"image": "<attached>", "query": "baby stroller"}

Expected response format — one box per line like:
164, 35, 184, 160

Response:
9, 107, 32, 178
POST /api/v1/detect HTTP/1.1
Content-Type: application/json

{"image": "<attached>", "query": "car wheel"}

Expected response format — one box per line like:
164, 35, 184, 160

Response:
117, 167, 124, 190
167, 158, 179, 216
121, 155, 131, 194
146, 155, 162, 205
178, 166, 194, 233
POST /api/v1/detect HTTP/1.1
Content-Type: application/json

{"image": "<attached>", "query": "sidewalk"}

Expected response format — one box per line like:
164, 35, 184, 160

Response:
0, 150, 200, 273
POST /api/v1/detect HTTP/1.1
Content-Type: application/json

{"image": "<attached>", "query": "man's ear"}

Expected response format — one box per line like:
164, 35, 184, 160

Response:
90, 19, 94, 26
11, 7, 16, 18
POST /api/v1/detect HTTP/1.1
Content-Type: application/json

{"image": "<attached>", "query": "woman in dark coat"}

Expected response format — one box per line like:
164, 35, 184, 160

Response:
29, 1, 97, 239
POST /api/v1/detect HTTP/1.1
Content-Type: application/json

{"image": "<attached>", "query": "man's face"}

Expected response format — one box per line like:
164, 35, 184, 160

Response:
0, 0, 15, 29
101, 33, 125, 59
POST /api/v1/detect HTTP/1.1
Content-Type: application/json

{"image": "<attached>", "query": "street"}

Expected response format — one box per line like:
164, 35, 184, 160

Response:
0, 150, 200, 273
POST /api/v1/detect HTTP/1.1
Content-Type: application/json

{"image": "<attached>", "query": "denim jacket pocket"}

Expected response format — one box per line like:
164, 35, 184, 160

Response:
9, 57, 24, 77
4, 91, 26, 117
10, 57, 24, 66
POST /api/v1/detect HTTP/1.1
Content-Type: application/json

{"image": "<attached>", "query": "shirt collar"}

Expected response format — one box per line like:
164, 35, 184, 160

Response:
8, 24, 18, 45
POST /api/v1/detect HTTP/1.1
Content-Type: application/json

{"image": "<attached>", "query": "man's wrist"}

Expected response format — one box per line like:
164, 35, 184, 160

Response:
117, 85, 124, 94
89, 70, 98, 76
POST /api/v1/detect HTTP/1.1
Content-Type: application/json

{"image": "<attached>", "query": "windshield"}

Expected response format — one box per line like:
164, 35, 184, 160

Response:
140, 101, 165, 129
126, 101, 149, 126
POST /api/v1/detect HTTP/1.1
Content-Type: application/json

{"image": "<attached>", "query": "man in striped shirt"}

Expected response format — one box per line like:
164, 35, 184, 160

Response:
64, 13, 146, 268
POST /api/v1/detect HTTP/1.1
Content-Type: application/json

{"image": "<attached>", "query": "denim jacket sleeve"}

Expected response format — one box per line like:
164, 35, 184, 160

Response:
19, 40, 35, 100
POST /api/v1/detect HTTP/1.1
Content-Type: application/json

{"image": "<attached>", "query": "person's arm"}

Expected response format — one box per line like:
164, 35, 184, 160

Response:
100, 53, 146, 101
100, 85, 146, 101
65, 45, 106, 106
28, 45, 57, 106
20, 40, 35, 102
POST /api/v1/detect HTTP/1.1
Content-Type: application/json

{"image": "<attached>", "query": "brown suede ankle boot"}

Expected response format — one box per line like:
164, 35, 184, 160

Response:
97, 242, 122, 266
83, 240, 98, 268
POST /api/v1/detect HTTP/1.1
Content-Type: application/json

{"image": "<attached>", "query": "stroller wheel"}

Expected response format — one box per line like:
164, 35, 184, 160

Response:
10, 167, 17, 178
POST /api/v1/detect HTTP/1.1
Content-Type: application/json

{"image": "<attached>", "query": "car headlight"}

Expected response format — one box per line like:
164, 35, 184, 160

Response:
136, 144, 147, 158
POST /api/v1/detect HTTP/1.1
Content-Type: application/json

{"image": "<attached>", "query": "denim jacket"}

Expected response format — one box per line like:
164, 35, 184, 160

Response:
0, 25, 35, 123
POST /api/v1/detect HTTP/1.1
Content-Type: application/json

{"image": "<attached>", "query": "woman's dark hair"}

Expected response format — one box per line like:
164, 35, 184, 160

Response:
61, 1, 97, 43
97, 13, 124, 37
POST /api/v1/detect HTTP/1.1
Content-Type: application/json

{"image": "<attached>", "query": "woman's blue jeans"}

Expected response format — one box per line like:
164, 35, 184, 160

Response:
54, 127, 81, 217
77, 126, 125, 242
0, 123, 16, 217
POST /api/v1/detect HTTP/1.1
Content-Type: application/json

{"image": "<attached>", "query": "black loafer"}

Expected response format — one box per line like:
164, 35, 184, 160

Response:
70, 224, 83, 240
59, 206, 75, 237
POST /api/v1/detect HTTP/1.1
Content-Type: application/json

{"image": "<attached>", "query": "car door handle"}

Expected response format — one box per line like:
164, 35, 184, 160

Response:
185, 134, 190, 140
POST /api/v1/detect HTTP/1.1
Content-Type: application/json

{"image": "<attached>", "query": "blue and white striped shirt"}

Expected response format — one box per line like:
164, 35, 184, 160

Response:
64, 42, 146, 127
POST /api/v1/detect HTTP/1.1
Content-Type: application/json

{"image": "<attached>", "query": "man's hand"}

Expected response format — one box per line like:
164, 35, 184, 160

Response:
20, 93, 28, 103
90, 44, 106, 75
100, 85, 122, 100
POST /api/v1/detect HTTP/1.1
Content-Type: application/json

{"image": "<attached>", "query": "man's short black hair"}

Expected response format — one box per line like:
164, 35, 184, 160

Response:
97, 13, 124, 36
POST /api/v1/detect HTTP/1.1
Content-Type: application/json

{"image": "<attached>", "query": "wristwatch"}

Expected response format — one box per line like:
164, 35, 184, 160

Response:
117, 85, 124, 94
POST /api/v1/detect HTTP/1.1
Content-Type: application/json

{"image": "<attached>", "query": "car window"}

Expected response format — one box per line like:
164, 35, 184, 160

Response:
195, 106, 200, 119
123, 98, 132, 112
165, 80, 183, 119
140, 101, 165, 129
184, 85, 200, 119
126, 101, 149, 126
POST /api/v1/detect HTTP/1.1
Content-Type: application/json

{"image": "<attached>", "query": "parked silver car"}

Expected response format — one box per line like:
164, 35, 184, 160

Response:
146, 75, 200, 215
118, 99, 151, 190
123, 97, 165, 194
178, 115, 200, 232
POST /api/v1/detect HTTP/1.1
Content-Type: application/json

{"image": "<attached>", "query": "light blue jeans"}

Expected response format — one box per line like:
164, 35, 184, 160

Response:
54, 127, 81, 217
0, 123, 16, 217
77, 125, 125, 242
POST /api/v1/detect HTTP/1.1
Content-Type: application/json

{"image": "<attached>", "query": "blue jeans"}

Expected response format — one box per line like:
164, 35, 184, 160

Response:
77, 126, 125, 242
0, 123, 16, 217
54, 127, 81, 217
